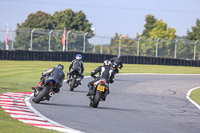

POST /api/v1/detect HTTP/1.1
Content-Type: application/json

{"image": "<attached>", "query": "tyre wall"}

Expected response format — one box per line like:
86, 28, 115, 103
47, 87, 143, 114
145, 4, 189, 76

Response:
0, 50, 200, 67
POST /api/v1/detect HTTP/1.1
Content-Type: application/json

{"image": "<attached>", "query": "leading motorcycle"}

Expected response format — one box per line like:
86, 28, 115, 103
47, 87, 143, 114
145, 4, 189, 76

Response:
88, 79, 109, 108
67, 70, 82, 91
32, 76, 57, 103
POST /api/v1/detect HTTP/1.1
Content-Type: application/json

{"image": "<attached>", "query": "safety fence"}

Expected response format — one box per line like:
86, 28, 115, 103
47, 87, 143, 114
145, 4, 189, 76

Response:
0, 29, 199, 60
0, 50, 200, 67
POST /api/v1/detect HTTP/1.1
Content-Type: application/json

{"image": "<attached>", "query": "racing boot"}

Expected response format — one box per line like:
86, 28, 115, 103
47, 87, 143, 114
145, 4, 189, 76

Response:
32, 82, 43, 90
102, 89, 110, 101
66, 73, 70, 84
87, 84, 93, 96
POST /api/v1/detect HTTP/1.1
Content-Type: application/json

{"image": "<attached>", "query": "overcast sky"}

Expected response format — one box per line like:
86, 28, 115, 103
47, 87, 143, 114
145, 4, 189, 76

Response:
0, 0, 200, 37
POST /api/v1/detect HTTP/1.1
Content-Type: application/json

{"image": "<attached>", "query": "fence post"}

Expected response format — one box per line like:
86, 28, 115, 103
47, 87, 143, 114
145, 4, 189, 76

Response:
11, 30, 14, 50
101, 35, 104, 54
194, 40, 199, 60
156, 38, 160, 57
48, 30, 53, 51
118, 36, 122, 56
137, 37, 142, 56
83, 32, 88, 52
174, 39, 179, 58
66, 30, 71, 51
30, 29, 35, 51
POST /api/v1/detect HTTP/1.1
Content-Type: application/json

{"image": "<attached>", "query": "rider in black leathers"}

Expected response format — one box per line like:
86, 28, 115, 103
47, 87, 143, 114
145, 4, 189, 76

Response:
110, 55, 123, 74
67, 54, 84, 84
87, 60, 115, 97
32, 64, 65, 93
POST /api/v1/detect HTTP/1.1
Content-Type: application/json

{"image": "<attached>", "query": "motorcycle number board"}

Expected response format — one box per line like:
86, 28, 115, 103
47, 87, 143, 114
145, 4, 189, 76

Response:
97, 85, 105, 92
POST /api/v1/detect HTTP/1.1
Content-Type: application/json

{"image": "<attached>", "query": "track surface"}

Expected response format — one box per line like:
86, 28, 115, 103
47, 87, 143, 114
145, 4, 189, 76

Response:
31, 74, 200, 133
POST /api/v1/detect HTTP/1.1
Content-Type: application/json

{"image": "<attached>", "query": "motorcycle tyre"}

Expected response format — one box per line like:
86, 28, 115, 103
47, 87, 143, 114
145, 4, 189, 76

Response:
33, 87, 49, 104
70, 77, 76, 91
92, 91, 102, 108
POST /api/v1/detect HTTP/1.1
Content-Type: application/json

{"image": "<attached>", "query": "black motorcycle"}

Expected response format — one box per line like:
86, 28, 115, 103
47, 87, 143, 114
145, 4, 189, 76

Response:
111, 62, 119, 74
88, 79, 109, 108
67, 70, 81, 91
32, 76, 57, 103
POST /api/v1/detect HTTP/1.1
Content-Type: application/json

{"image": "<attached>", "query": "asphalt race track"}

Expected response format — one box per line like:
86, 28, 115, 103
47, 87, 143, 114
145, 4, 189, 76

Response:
30, 74, 200, 133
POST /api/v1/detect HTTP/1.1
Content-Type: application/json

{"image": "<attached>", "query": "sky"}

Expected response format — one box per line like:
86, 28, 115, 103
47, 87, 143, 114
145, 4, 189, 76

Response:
0, 0, 200, 37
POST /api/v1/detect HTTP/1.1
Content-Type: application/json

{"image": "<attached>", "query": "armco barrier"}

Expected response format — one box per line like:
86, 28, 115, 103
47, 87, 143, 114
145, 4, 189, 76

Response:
0, 50, 200, 67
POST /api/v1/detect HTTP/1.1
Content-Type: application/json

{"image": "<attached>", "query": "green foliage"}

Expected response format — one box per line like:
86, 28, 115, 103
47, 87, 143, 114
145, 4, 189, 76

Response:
137, 14, 177, 57
142, 14, 157, 37
108, 33, 137, 55
17, 11, 53, 29
15, 9, 93, 51
149, 20, 176, 39
187, 18, 200, 40
191, 88, 200, 105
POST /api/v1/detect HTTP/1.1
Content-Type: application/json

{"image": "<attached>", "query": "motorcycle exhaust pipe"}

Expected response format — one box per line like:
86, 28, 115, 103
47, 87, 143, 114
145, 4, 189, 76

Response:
49, 92, 54, 97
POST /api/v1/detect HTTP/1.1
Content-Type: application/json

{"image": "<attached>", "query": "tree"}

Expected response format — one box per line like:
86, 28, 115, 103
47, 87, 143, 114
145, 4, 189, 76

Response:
110, 33, 137, 56
53, 9, 93, 51
187, 18, 200, 40
14, 9, 93, 51
140, 15, 176, 57
17, 11, 53, 29
149, 20, 176, 39
15, 11, 54, 50
141, 14, 157, 37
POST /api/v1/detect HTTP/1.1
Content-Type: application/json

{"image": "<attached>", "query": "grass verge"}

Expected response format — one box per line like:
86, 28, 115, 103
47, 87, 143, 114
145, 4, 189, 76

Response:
191, 88, 200, 105
0, 60, 200, 132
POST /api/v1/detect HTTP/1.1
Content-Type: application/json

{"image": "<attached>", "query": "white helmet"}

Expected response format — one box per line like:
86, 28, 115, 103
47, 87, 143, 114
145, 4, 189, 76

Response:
103, 60, 111, 66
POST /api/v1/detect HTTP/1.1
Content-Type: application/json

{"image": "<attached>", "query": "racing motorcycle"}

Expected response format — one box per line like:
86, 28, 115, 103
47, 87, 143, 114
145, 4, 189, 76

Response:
32, 76, 57, 103
111, 62, 119, 74
88, 79, 109, 108
67, 70, 82, 91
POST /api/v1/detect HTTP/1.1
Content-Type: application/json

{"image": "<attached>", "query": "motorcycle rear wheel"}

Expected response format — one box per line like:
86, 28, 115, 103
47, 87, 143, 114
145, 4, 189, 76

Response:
92, 92, 102, 108
33, 87, 49, 104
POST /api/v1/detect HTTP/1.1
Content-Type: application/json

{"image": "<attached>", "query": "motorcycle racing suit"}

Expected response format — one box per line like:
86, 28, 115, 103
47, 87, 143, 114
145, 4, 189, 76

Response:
110, 56, 123, 74
67, 59, 84, 84
87, 65, 115, 97
36, 66, 65, 93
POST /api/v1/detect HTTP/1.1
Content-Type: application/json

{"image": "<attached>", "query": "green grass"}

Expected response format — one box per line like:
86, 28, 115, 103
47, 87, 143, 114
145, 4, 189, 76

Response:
191, 88, 200, 105
1, 60, 200, 132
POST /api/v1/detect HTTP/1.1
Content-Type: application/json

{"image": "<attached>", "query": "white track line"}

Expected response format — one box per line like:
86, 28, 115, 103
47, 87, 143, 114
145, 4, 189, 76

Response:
186, 86, 200, 110
25, 93, 85, 133
1, 74, 200, 133
0, 92, 84, 133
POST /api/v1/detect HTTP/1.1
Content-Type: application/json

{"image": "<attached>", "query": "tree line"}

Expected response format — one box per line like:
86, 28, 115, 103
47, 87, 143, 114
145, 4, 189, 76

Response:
2, 9, 200, 59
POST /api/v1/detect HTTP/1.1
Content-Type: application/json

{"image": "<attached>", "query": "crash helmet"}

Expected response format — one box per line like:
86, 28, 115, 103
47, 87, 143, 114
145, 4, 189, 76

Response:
103, 60, 112, 66
112, 62, 117, 68
76, 54, 82, 60
57, 64, 64, 70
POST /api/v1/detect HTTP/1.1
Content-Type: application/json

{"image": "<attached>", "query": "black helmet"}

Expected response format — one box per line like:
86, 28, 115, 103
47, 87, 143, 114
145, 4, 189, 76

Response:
112, 62, 117, 68
103, 60, 111, 66
57, 64, 64, 70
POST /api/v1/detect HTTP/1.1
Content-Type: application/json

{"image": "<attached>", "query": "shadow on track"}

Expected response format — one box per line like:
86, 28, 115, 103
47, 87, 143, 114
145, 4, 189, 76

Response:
115, 78, 142, 83
39, 102, 143, 113
40, 102, 91, 109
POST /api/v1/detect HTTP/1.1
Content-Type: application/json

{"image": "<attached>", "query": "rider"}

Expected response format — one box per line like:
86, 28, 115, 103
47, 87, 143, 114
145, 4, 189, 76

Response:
87, 60, 115, 99
67, 54, 84, 84
110, 55, 123, 74
32, 64, 65, 94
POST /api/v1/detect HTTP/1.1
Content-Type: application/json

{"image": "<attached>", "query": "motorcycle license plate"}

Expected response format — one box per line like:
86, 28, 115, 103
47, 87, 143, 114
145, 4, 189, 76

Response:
97, 85, 105, 92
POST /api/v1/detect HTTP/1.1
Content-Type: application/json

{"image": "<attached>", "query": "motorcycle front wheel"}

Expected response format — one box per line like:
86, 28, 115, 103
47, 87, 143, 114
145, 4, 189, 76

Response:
70, 77, 76, 91
33, 87, 49, 104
